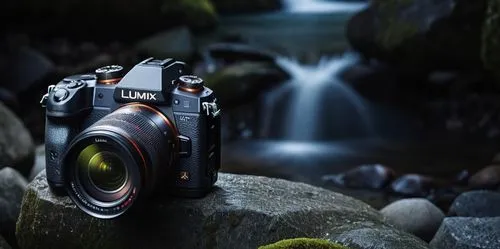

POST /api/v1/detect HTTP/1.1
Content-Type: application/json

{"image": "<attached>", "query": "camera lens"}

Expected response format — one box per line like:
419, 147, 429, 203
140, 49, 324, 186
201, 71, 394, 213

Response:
64, 104, 178, 219
79, 147, 127, 193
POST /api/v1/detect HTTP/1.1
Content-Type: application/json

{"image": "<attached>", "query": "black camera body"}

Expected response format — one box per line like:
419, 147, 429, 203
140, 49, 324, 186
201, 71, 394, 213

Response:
41, 58, 221, 219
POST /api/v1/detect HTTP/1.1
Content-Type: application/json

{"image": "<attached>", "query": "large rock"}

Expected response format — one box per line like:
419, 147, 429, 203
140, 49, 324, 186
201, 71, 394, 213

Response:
204, 62, 289, 107
449, 190, 500, 217
0, 167, 28, 246
346, 0, 486, 71
16, 171, 431, 249
335, 227, 430, 249
380, 198, 444, 242
0, 102, 35, 177
430, 217, 500, 249
468, 165, 500, 190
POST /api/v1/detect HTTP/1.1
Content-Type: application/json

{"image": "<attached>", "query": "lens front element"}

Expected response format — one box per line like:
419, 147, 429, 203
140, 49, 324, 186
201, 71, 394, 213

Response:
78, 145, 128, 193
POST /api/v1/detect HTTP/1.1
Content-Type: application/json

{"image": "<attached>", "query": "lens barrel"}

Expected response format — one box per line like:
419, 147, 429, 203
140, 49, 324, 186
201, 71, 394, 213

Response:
63, 104, 177, 219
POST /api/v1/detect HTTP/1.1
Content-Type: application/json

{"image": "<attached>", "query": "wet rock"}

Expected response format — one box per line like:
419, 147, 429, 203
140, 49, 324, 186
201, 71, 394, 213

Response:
468, 165, 500, 190
136, 26, 195, 61
204, 62, 288, 107
449, 190, 500, 217
17, 171, 429, 249
322, 164, 395, 190
346, 0, 486, 71
430, 217, 500, 249
0, 102, 35, 177
380, 198, 444, 242
335, 227, 430, 249
0, 235, 11, 249
29, 145, 45, 182
389, 174, 436, 197
0, 167, 28, 246
211, 0, 282, 14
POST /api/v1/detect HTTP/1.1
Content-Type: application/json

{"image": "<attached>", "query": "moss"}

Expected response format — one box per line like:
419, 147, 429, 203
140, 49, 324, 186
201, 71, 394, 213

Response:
258, 238, 352, 249
482, 0, 500, 73
159, 0, 218, 29
376, 20, 419, 50
373, 0, 419, 50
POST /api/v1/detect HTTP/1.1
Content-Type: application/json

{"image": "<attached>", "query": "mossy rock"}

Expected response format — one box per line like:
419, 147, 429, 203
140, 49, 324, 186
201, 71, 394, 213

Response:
16, 171, 432, 249
204, 62, 289, 107
346, 0, 486, 72
482, 0, 500, 79
259, 238, 351, 249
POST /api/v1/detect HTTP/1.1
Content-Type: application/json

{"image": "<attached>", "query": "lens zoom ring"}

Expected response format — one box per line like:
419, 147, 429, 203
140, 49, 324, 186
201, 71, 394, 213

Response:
89, 110, 167, 176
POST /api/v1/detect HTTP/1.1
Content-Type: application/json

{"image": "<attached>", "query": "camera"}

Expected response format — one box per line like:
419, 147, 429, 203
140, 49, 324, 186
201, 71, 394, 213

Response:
40, 58, 221, 219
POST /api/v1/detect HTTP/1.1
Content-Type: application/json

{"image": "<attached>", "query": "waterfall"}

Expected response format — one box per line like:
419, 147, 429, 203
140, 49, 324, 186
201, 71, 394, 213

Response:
261, 53, 375, 141
282, 0, 367, 13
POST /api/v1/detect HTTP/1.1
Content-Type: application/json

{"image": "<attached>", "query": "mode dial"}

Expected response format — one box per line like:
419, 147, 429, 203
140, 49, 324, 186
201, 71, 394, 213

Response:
96, 65, 124, 85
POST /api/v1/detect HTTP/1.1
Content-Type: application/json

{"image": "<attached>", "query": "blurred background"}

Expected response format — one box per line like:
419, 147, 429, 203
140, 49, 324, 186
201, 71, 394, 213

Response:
1, 0, 500, 211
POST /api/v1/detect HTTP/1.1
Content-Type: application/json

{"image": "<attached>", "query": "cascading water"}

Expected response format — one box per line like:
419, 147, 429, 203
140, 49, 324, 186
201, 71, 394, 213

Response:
283, 0, 367, 13
260, 53, 375, 141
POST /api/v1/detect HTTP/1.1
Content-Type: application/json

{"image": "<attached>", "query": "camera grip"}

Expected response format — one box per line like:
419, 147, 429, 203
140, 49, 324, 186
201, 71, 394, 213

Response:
44, 116, 81, 194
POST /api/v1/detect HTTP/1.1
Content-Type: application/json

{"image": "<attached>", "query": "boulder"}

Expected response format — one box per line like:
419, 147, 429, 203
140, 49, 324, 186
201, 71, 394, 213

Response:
430, 217, 500, 249
468, 165, 500, 190
449, 190, 500, 217
335, 227, 430, 249
380, 198, 445, 242
16, 171, 431, 249
0, 167, 28, 246
346, 0, 486, 71
0, 102, 35, 177
210, 0, 282, 14
204, 62, 289, 107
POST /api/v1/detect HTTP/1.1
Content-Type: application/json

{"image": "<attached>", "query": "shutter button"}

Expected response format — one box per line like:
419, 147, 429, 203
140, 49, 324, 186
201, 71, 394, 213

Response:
53, 89, 69, 102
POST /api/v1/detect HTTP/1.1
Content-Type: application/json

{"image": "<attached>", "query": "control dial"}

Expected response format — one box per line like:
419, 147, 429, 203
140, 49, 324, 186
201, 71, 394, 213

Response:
96, 65, 124, 85
176, 75, 204, 93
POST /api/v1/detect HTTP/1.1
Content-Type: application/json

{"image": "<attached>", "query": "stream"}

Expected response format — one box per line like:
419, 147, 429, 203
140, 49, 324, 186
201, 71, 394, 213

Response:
198, 0, 499, 208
